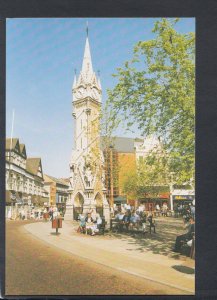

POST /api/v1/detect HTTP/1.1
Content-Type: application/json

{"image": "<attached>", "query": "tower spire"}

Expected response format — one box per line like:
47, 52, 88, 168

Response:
81, 23, 93, 75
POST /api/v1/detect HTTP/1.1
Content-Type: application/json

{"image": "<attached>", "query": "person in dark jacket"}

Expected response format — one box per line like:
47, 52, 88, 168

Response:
147, 213, 156, 234
173, 217, 195, 252
123, 211, 131, 231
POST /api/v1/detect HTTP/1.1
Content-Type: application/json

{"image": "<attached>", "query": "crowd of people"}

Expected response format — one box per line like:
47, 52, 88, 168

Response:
112, 206, 156, 234
173, 203, 195, 221
110, 202, 195, 256
8, 200, 195, 257
7, 205, 64, 221
110, 202, 169, 218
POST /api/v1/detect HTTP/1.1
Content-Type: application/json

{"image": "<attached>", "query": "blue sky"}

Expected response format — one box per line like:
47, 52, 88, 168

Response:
6, 18, 195, 177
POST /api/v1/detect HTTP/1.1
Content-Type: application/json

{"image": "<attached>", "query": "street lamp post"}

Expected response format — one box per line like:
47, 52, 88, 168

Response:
109, 146, 114, 207
169, 183, 173, 212
169, 172, 175, 212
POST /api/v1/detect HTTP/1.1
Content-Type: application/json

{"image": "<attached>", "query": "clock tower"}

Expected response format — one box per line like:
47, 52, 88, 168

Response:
64, 31, 110, 222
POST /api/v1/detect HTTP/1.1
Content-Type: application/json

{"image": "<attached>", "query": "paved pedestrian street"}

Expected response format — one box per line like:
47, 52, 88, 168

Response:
6, 218, 194, 296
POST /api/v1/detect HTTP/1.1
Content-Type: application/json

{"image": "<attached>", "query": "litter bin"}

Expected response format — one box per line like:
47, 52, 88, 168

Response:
52, 217, 63, 234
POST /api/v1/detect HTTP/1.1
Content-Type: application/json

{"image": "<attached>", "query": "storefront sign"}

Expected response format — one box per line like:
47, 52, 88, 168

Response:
173, 195, 194, 201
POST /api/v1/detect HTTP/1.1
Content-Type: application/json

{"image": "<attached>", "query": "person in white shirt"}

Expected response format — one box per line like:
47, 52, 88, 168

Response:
124, 204, 130, 212
53, 207, 60, 219
96, 213, 103, 233
85, 213, 98, 236
156, 204, 160, 211
96, 214, 102, 226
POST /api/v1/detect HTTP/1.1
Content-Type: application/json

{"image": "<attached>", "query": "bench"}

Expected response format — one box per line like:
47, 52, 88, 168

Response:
110, 219, 155, 235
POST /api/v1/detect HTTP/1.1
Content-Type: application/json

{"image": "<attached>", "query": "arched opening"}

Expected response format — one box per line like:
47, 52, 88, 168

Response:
95, 193, 103, 217
73, 192, 84, 220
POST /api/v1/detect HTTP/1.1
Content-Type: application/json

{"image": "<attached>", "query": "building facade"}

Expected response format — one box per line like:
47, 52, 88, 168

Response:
65, 34, 109, 221
101, 137, 139, 207
5, 138, 47, 217
44, 174, 69, 211
101, 136, 181, 210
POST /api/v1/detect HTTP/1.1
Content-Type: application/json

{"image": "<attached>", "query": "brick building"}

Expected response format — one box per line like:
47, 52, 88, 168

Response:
43, 174, 69, 212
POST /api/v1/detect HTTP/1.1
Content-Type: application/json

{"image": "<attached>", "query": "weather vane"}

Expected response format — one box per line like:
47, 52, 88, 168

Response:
86, 21, 89, 37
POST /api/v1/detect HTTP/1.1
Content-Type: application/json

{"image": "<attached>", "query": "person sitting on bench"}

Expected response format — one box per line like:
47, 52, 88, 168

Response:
173, 217, 195, 253
96, 214, 102, 230
85, 213, 97, 236
115, 211, 125, 232
97, 215, 106, 234
123, 211, 131, 231
129, 212, 141, 231
77, 213, 86, 233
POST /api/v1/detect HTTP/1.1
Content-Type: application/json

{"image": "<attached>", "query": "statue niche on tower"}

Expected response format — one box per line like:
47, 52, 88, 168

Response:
69, 163, 76, 189
83, 156, 94, 187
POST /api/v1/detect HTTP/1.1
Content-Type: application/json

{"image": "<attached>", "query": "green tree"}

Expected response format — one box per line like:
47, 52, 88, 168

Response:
107, 18, 195, 184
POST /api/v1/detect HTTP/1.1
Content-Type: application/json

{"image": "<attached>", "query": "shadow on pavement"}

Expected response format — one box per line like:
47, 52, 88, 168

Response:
172, 265, 195, 274
105, 218, 187, 259
50, 232, 61, 236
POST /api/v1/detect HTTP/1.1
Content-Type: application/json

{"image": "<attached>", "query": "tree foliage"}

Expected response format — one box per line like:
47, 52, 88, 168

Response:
106, 18, 195, 184
122, 150, 170, 200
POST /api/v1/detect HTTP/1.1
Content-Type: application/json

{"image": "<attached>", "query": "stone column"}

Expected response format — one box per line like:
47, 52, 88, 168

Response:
83, 189, 96, 214
64, 191, 74, 221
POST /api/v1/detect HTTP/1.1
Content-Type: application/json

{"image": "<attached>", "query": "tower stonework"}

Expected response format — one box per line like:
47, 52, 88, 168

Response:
64, 35, 110, 222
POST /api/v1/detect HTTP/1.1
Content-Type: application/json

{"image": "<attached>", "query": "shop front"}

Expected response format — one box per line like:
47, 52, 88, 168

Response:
138, 192, 170, 211
173, 195, 195, 205
172, 189, 195, 207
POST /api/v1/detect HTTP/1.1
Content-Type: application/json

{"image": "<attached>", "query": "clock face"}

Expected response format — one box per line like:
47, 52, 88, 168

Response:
91, 87, 99, 99
75, 86, 85, 99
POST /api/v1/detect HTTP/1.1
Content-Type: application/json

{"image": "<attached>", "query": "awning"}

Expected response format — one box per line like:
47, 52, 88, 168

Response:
139, 198, 169, 202
139, 192, 170, 200
139, 192, 169, 199
159, 193, 170, 199
114, 196, 127, 203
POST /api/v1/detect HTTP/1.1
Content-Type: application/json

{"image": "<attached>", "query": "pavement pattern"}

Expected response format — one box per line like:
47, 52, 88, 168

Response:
5, 218, 195, 296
